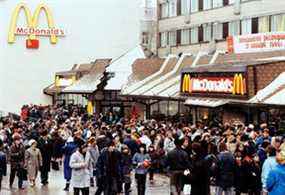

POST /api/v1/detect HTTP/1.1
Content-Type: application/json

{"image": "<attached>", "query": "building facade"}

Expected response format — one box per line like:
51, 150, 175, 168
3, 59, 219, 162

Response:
156, 0, 285, 56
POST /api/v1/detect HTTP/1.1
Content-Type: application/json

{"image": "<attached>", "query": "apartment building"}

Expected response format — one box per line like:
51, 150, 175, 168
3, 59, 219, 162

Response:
157, 0, 285, 56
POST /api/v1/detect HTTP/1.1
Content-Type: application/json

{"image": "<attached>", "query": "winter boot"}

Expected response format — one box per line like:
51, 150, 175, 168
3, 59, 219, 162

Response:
63, 183, 70, 191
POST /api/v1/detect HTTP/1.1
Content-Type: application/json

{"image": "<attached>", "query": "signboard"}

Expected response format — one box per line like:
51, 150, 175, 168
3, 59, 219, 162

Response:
181, 73, 247, 96
227, 32, 285, 53
55, 76, 76, 87
8, 3, 65, 49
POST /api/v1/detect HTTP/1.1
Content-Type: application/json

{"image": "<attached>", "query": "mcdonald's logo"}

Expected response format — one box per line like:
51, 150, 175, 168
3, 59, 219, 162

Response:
8, 3, 65, 48
55, 75, 76, 87
181, 74, 192, 93
232, 73, 246, 95
181, 73, 247, 95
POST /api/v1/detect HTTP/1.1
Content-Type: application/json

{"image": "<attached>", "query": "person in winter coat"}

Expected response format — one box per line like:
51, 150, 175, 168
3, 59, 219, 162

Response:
256, 129, 271, 147
123, 130, 138, 156
24, 139, 42, 187
62, 136, 77, 191
215, 142, 236, 195
69, 144, 90, 195
148, 144, 159, 183
9, 133, 25, 189
257, 140, 271, 167
95, 140, 122, 195
165, 138, 190, 195
132, 144, 151, 195
51, 131, 65, 162
0, 140, 7, 191
266, 144, 285, 195
188, 142, 211, 195
236, 145, 261, 195
37, 130, 53, 185
121, 145, 132, 195
261, 146, 278, 193
86, 137, 99, 187
164, 131, 175, 154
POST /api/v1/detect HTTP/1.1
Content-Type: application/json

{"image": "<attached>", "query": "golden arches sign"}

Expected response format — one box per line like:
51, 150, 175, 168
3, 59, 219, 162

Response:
181, 73, 247, 95
8, 3, 58, 44
181, 74, 192, 93
232, 73, 246, 95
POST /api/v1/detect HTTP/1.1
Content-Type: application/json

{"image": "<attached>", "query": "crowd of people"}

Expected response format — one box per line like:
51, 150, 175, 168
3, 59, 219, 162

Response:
0, 104, 284, 195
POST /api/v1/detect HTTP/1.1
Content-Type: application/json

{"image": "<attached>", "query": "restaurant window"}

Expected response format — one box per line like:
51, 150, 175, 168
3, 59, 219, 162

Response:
271, 14, 285, 32
181, 29, 190, 45
159, 101, 168, 116
151, 102, 159, 115
222, 22, 229, 39
259, 16, 270, 33
160, 32, 168, 47
191, 0, 199, 13
169, 101, 179, 116
181, 0, 191, 15
160, 3, 169, 18
169, 31, 177, 46
213, 0, 223, 8
241, 18, 252, 35
203, 0, 212, 10
190, 27, 199, 44
203, 24, 212, 42
169, 0, 177, 17
229, 20, 240, 36
213, 22, 223, 40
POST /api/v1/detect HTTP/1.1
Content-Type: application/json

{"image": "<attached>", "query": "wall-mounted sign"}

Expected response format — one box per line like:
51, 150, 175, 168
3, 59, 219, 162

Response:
227, 32, 285, 54
8, 3, 65, 49
55, 76, 76, 87
181, 73, 247, 96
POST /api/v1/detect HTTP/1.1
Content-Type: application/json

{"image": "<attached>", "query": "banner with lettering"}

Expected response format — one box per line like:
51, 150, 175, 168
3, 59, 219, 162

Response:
227, 32, 285, 53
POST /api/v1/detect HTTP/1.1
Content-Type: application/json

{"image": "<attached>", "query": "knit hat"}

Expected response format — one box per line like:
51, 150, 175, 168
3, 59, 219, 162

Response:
28, 139, 37, 146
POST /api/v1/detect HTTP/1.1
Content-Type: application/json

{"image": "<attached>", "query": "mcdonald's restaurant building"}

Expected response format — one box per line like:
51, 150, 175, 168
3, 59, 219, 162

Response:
180, 60, 285, 128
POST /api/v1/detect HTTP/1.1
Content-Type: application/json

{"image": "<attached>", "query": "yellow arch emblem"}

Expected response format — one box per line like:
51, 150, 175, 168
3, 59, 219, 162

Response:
8, 3, 57, 44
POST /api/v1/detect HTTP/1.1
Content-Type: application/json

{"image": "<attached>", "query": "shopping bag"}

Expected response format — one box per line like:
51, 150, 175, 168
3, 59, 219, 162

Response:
183, 184, 191, 195
51, 160, 60, 171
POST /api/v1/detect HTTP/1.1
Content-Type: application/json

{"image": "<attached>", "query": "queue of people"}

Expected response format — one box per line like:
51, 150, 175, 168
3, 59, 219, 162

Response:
0, 104, 284, 195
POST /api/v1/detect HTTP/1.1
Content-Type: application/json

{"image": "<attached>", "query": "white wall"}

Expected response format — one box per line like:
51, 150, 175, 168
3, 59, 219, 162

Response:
0, 0, 141, 113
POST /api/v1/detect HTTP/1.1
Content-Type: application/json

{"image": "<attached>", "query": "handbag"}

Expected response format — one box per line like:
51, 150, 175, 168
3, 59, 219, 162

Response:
51, 160, 60, 171
17, 168, 28, 181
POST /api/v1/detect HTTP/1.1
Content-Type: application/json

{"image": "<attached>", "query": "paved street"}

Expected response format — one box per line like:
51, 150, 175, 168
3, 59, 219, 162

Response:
1, 168, 170, 195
